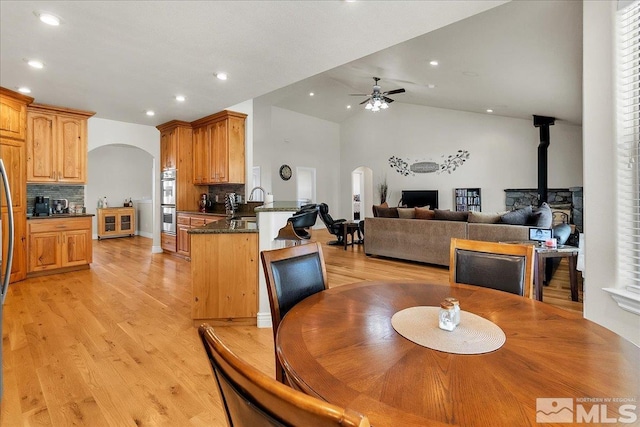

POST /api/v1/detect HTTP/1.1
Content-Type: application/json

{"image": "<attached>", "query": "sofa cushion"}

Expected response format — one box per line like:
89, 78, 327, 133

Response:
434, 209, 469, 222
397, 208, 416, 219
500, 206, 533, 225
415, 207, 435, 220
468, 211, 504, 224
372, 202, 389, 217
376, 207, 399, 218
530, 202, 553, 228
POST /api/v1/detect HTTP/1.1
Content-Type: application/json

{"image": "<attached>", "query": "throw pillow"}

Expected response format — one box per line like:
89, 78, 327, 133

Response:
530, 202, 553, 228
434, 209, 469, 222
397, 208, 416, 219
500, 206, 532, 225
376, 207, 399, 218
372, 202, 389, 217
467, 211, 504, 224
415, 207, 435, 220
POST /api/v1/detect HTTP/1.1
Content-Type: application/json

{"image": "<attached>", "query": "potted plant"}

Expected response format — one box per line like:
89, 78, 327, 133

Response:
378, 179, 388, 204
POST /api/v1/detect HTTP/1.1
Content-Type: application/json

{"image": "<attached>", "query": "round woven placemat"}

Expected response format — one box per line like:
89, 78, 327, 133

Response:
391, 306, 506, 354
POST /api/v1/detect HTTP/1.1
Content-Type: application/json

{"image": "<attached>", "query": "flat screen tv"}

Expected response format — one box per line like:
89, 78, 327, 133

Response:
401, 190, 439, 209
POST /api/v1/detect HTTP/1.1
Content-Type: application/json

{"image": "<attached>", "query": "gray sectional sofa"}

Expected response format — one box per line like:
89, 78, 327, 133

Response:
364, 217, 530, 267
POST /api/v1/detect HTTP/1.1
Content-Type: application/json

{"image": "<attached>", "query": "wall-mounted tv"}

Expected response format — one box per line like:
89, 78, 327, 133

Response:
401, 190, 439, 209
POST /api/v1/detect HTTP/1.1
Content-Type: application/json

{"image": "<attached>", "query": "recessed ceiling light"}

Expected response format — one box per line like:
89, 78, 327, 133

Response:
346, 105, 351, 109
34, 11, 61, 26
175, 95, 186, 102
146, 110, 155, 116
17, 87, 31, 94
215, 72, 228, 81
486, 109, 494, 113
27, 59, 44, 69
429, 60, 439, 66
427, 84, 436, 89
309, 92, 314, 97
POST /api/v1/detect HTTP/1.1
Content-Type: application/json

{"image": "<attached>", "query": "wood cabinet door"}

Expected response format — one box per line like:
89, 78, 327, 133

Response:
176, 224, 191, 257
0, 95, 27, 141
210, 120, 228, 183
29, 231, 61, 272
62, 229, 92, 267
160, 129, 177, 170
1, 207, 26, 282
192, 126, 208, 184
57, 115, 86, 183
26, 111, 56, 182
0, 138, 25, 209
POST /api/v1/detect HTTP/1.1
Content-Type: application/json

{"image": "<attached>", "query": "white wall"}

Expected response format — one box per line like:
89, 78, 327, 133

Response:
340, 103, 583, 218
252, 104, 341, 223
582, 1, 639, 345
87, 118, 161, 251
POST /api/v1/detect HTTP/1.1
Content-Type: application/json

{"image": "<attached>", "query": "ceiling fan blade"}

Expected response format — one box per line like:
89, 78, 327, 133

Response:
349, 93, 369, 96
383, 96, 395, 103
359, 98, 371, 105
384, 88, 405, 95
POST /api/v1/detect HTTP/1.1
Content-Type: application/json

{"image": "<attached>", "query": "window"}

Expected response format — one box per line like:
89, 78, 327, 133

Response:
608, 0, 640, 314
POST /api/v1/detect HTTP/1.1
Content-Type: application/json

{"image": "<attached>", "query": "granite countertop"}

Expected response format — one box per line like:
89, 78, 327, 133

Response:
176, 210, 229, 217
188, 218, 258, 234
254, 201, 306, 212
27, 213, 95, 219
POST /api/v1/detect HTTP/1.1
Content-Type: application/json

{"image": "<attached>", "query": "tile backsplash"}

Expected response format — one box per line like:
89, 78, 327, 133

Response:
27, 184, 85, 214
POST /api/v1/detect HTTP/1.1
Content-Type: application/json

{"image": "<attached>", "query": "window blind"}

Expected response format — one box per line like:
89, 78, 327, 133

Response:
616, 0, 640, 291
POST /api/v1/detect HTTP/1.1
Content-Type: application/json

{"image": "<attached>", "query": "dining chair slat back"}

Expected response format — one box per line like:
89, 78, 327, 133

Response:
260, 242, 329, 382
198, 324, 370, 427
449, 238, 535, 298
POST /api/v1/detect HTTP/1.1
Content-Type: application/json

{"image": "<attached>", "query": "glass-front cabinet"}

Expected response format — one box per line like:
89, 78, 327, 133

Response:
97, 207, 136, 239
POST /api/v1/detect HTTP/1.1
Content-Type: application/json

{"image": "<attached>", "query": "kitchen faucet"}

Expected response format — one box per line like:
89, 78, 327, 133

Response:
248, 186, 266, 201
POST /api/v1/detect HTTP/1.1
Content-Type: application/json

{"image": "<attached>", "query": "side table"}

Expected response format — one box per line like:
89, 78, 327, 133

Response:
342, 221, 362, 250
534, 246, 580, 302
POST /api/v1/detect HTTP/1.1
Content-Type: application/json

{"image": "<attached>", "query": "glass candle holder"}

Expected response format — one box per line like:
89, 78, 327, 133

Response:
438, 301, 456, 331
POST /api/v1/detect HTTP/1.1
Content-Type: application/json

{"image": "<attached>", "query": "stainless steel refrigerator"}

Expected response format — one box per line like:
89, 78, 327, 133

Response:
0, 158, 15, 400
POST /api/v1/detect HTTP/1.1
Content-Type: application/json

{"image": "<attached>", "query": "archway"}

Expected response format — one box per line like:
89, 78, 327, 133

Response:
351, 166, 373, 220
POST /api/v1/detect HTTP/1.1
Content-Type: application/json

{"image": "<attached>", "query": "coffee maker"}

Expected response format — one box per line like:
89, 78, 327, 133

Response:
34, 196, 50, 216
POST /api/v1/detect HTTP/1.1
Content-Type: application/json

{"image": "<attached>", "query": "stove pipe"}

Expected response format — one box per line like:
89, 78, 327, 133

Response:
533, 115, 555, 207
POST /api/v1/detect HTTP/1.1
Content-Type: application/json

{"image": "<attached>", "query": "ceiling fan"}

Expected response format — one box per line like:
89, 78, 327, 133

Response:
350, 77, 406, 111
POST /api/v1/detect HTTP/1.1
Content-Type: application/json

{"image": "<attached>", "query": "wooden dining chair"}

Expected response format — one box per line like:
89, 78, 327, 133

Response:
449, 238, 535, 298
198, 324, 370, 427
260, 242, 328, 383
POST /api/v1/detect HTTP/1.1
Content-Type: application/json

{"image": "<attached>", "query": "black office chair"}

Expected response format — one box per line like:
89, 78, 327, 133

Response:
260, 242, 328, 383
450, 238, 535, 298
318, 203, 346, 245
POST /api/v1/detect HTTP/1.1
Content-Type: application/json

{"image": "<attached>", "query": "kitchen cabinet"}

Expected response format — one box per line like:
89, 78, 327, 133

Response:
28, 216, 92, 275
1, 87, 33, 283
26, 104, 95, 183
156, 121, 202, 212
191, 110, 247, 185
97, 207, 135, 239
161, 232, 176, 252
191, 231, 258, 325
176, 212, 223, 259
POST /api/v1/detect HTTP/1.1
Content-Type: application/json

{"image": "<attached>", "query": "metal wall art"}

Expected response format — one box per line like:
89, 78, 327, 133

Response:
389, 150, 470, 176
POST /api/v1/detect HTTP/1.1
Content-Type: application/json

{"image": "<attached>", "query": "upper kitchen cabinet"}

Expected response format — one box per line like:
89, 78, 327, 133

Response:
26, 104, 95, 184
191, 110, 246, 185
0, 87, 32, 141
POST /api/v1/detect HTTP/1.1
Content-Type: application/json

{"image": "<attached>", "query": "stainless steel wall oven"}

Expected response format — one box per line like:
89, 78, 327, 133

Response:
161, 169, 176, 234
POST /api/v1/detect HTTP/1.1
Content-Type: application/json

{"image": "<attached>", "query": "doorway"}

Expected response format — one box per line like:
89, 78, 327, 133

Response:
296, 167, 316, 204
351, 167, 373, 220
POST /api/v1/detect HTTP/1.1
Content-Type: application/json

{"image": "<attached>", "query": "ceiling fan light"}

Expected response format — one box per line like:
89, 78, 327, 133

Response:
365, 103, 373, 110
373, 99, 382, 107
380, 102, 389, 109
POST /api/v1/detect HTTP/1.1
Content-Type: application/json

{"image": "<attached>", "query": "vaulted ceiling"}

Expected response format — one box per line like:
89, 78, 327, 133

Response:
0, 1, 582, 128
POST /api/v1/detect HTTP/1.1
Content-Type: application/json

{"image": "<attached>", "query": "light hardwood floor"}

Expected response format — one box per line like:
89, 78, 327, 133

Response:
1, 230, 582, 426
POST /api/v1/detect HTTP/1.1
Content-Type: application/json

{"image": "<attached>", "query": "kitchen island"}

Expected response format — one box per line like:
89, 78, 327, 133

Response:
255, 201, 305, 327
189, 218, 258, 326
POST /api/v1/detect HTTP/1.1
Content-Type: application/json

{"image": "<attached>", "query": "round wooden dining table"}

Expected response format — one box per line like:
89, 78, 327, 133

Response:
276, 281, 639, 427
